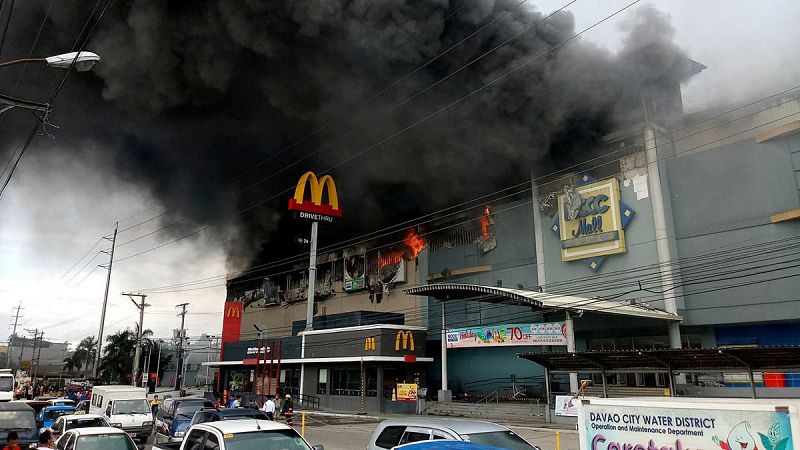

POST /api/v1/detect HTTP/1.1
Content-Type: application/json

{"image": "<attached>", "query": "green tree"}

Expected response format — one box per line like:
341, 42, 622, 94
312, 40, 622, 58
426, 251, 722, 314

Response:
98, 328, 159, 383
75, 336, 98, 372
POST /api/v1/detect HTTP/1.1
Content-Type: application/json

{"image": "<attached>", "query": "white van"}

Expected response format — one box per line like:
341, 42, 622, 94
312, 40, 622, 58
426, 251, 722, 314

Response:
0, 369, 14, 401
89, 385, 152, 443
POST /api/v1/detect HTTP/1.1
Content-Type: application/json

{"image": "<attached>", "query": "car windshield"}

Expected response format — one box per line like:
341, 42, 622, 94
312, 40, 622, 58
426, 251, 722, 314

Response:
175, 402, 212, 418
75, 433, 137, 450
464, 430, 536, 450
223, 430, 312, 450
44, 409, 74, 421
67, 417, 108, 430
0, 377, 13, 390
112, 400, 150, 415
224, 413, 266, 420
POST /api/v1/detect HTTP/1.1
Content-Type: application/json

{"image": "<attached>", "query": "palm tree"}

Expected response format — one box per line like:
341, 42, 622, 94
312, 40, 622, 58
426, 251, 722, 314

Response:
62, 354, 82, 374
98, 328, 153, 383
75, 336, 98, 372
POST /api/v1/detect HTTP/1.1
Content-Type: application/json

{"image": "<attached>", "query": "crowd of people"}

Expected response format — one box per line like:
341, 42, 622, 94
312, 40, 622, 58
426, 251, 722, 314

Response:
3, 430, 55, 450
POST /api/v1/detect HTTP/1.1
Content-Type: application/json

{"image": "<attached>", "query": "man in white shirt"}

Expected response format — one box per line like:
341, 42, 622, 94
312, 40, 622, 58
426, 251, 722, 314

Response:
261, 396, 276, 420
230, 396, 241, 408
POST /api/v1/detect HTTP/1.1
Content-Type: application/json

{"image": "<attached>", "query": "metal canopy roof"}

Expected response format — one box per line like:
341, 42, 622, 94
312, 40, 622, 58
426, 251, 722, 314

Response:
518, 346, 800, 373
404, 283, 681, 321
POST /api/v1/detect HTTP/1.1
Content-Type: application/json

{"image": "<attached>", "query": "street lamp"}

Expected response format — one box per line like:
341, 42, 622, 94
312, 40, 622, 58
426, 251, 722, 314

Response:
0, 51, 101, 71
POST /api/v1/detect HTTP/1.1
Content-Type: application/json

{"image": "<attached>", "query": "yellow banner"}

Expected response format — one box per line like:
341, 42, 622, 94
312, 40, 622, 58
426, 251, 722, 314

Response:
396, 383, 418, 402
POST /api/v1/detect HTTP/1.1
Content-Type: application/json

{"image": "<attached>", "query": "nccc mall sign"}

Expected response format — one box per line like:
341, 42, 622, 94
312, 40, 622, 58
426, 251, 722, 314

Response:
288, 171, 343, 222
551, 173, 635, 272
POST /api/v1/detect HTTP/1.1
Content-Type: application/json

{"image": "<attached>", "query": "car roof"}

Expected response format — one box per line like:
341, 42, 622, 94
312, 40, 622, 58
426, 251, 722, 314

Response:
377, 418, 509, 434
195, 419, 292, 434
395, 441, 507, 450
63, 414, 105, 422
67, 427, 127, 436
44, 405, 77, 411
0, 402, 33, 411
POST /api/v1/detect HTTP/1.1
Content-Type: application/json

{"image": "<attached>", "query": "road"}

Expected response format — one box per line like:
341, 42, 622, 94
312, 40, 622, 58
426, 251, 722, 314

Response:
301, 422, 580, 450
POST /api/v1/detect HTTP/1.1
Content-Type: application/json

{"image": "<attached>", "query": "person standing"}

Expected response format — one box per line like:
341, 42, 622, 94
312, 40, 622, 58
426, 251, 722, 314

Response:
261, 396, 276, 420
280, 394, 294, 426
35, 430, 55, 449
231, 396, 241, 408
150, 395, 161, 419
3, 431, 20, 450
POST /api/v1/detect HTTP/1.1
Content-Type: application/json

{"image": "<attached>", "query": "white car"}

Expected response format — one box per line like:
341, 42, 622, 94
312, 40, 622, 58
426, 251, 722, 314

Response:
54, 426, 137, 450
51, 414, 110, 440
152, 419, 325, 450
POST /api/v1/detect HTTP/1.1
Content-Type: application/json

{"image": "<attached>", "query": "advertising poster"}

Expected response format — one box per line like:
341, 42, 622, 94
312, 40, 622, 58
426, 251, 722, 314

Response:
581, 403, 794, 450
344, 254, 366, 291
556, 395, 599, 417
446, 322, 567, 348
396, 383, 418, 402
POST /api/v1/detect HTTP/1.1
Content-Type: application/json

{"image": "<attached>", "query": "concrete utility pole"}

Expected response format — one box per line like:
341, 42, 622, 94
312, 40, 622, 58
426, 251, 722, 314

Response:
5, 302, 22, 369
24, 329, 42, 381
95, 223, 118, 377
123, 292, 149, 387
175, 303, 189, 390
155, 340, 163, 388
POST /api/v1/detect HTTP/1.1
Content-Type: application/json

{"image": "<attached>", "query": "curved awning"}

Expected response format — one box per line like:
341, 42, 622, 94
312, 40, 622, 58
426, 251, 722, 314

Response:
404, 283, 681, 321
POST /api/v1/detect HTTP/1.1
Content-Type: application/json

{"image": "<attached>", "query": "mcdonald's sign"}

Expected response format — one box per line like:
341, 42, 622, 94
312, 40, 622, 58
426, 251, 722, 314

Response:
288, 171, 343, 221
226, 304, 241, 319
221, 301, 243, 348
364, 336, 376, 351
395, 330, 415, 352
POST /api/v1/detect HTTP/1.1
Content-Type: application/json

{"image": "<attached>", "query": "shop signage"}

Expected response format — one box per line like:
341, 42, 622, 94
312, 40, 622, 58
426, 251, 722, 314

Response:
364, 337, 376, 351
221, 301, 243, 347
580, 403, 794, 450
551, 173, 635, 271
344, 254, 366, 291
288, 171, 342, 222
395, 330, 415, 351
396, 383, 418, 402
446, 322, 567, 348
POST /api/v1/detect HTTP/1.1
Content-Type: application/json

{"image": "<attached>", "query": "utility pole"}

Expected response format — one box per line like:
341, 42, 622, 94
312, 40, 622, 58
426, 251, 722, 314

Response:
95, 223, 118, 378
123, 292, 149, 387
24, 329, 42, 382
5, 302, 22, 369
175, 303, 189, 391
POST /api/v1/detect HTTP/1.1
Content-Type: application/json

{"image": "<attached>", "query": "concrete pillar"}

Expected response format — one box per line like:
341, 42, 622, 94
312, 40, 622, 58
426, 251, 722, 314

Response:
644, 125, 682, 349
565, 311, 578, 393
438, 299, 452, 402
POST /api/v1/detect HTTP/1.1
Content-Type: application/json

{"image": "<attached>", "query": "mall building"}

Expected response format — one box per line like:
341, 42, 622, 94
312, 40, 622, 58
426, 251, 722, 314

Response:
210, 88, 800, 413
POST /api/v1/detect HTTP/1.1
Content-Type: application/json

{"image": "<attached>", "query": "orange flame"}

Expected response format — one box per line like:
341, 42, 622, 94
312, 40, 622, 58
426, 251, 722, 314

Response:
404, 229, 426, 259
479, 205, 492, 237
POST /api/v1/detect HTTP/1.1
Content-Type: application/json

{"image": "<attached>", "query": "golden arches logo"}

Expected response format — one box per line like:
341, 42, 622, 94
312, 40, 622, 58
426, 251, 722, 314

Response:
395, 331, 415, 351
226, 306, 241, 319
364, 337, 376, 351
288, 171, 343, 218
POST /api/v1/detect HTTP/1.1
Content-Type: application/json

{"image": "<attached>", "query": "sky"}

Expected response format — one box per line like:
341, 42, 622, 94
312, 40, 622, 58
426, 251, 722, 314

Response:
1, 0, 799, 349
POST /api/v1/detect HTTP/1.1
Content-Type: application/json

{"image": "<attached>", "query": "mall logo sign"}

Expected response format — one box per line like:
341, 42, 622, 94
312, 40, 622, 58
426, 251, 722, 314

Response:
551, 173, 635, 272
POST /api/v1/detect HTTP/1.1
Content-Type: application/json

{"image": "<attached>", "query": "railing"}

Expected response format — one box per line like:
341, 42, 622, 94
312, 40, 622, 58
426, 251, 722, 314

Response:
474, 391, 499, 404
296, 393, 320, 410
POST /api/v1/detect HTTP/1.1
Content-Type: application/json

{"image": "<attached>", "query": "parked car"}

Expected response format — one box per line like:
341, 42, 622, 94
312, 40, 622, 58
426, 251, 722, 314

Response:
154, 397, 215, 443
49, 398, 77, 407
152, 419, 324, 450
190, 407, 269, 425
38, 405, 77, 433
366, 418, 540, 450
394, 442, 510, 450
75, 400, 90, 414
55, 426, 137, 450
51, 413, 110, 440
0, 401, 39, 448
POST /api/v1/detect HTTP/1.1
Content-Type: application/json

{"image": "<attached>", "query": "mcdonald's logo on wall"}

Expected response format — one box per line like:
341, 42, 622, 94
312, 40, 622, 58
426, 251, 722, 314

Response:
221, 301, 243, 349
288, 171, 342, 222
395, 331, 415, 352
364, 337, 376, 351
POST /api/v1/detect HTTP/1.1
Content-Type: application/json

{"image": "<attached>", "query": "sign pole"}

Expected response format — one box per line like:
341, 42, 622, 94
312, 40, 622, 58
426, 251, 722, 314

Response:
300, 220, 318, 400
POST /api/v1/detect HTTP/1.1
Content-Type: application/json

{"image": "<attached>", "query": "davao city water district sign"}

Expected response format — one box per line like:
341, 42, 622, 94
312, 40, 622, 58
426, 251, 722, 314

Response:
551, 173, 635, 271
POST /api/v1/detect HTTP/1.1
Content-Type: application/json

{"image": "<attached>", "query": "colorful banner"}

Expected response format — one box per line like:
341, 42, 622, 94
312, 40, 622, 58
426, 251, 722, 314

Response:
580, 402, 795, 450
396, 383, 418, 402
446, 322, 567, 348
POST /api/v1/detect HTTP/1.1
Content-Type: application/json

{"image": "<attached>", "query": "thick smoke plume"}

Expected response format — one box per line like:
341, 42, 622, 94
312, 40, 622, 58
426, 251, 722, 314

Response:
0, 1, 692, 269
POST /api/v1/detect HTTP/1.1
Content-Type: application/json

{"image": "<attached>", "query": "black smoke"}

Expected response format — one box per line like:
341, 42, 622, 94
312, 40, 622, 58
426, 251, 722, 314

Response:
0, 1, 693, 269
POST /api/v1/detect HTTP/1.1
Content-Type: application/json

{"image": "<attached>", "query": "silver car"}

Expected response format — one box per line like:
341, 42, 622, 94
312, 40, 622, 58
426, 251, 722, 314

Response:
366, 418, 540, 450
